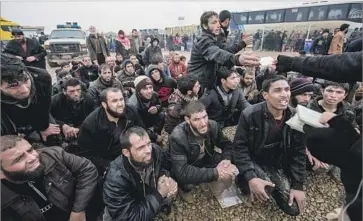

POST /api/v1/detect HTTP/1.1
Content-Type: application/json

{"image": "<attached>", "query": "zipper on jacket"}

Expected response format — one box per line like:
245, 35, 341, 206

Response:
28, 181, 48, 201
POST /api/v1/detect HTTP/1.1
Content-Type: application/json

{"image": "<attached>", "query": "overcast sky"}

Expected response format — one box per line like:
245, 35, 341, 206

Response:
1, 0, 347, 34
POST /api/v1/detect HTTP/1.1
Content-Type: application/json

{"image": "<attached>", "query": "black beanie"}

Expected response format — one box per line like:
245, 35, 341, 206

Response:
289, 78, 315, 97
219, 10, 231, 23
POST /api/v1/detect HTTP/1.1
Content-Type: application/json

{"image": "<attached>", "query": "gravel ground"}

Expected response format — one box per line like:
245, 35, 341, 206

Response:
157, 126, 344, 221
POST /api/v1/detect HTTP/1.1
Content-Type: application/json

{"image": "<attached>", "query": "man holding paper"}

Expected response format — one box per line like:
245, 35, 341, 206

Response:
233, 75, 306, 216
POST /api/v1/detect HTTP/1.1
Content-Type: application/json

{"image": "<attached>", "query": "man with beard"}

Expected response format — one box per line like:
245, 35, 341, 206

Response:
87, 64, 124, 109
129, 76, 165, 144
115, 53, 124, 66
52, 70, 73, 95
4, 28, 47, 69
51, 78, 94, 141
86, 25, 109, 66
78, 56, 98, 88
328, 24, 349, 55
289, 78, 315, 108
142, 38, 162, 68
233, 75, 306, 216
116, 59, 138, 98
200, 68, 250, 128
130, 54, 146, 76
115, 30, 130, 58
169, 101, 237, 202
0, 135, 99, 221
289, 78, 329, 172
164, 75, 200, 134
103, 127, 178, 220
188, 11, 259, 93
1, 53, 60, 144
78, 87, 144, 175
130, 29, 142, 54
169, 53, 187, 80
310, 29, 330, 55
240, 68, 259, 104
148, 65, 177, 108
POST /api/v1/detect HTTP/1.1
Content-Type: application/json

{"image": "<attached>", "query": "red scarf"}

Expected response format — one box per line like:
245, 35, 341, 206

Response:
116, 36, 131, 50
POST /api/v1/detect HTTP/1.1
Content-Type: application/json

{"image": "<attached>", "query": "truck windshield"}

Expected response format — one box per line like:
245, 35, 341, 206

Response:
50, 30, 85, 39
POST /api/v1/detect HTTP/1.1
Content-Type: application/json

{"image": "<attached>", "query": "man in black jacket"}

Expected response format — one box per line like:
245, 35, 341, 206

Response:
233, 75, 306, 216
78, 87, 144, 175
1, 53, 60, 143
304, 113, 361, 221
87, 64, 125, 109
148, 65, 177, 107
309, 29, 330, 55
103, 127, 177, 221
4, 28, 47, 69
142, 38, 162, 67
129, 76, 165, 143
200, 68, 250, 128
77, 56, 98, 88
116, 59, 138, 98
51, 78, 94, 141
0, 135, 99, 221
164, 75, 200, 134
188, 11, 259, 92
169, 101, 237, 203
307, 81, 357, 129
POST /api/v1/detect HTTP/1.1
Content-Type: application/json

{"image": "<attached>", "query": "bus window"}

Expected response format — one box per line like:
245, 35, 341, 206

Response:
265, 9, 285, 23
348, 3, 362, 22
327, 4, 349, 20
248, 11, 265, 24
232, 12, 248, 25
285, 7, 309, 22
308, 6, 328, 21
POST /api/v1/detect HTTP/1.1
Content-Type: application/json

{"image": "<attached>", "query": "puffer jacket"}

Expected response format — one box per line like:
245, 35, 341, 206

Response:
307, 97, 357, 128
103, 144, 170, 221
200, 86, 250, 128
1, 147, 98, 221
233, 102, 306, 191
187, 30, 242, 90
169, 120, 233, 186
116, 69, 138, 98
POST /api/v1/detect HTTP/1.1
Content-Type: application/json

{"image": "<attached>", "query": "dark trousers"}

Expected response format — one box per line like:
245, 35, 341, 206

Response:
145, 111, 165, 135
236, 162, 300, 216
177, 152, 222, 192
96, 53, 106, 65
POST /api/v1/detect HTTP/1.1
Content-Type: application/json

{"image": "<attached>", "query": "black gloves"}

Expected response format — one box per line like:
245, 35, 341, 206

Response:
276, 55, 294, 73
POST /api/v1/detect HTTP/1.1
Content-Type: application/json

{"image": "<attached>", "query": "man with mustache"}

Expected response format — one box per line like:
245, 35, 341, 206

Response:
78, 87, 144, 176
169, 101, 236, 203
188, 11, 259, 94
233, 75, 306, 216
51, 78, 94, 141
103, 127, 177, 220
0, 135, 99, 221
4, 28, 47, 69
87, 64, 125, 109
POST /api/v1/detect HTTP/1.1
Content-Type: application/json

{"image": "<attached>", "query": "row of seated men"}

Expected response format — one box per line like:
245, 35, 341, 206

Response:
1, 52, 361, 221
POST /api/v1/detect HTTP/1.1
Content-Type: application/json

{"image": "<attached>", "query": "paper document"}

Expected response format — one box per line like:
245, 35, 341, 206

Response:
286, 105, 329, 133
